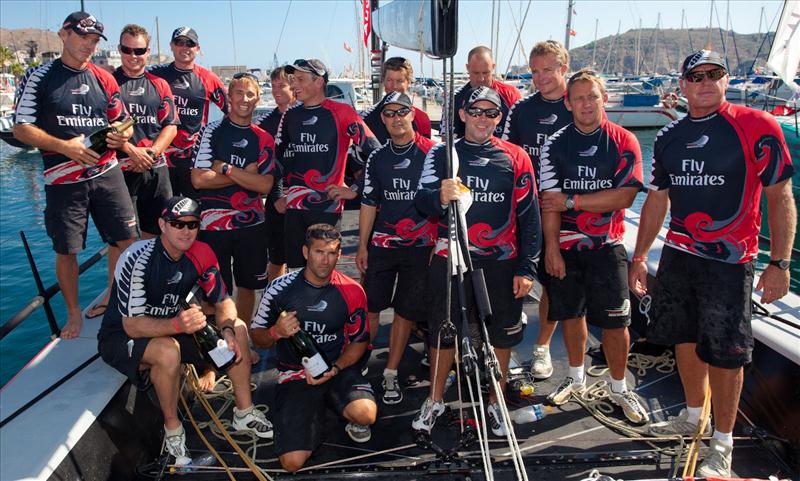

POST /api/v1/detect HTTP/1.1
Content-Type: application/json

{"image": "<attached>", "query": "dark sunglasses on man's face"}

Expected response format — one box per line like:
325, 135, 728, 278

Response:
684, 68, 727, 83
168, 220, 200, 230
381, 107, 411, 118
173, 39, 196, 48
466, 107, 501, 119
120, 45, 148, 56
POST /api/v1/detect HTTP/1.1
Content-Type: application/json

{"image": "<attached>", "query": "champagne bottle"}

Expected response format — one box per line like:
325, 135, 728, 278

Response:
281, 312, 332, 379
83, 116, 136, 156
180, 286, 235, 372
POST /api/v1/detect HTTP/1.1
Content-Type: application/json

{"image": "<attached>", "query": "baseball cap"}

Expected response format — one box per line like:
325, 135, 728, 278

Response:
382, 91, 413, 109
285, 59, 329, 82
463, 86, 502, 109
161, 196, 201, 221
62, 11, 107, 40
171, 26, 199, 45
681, 50, 726, 76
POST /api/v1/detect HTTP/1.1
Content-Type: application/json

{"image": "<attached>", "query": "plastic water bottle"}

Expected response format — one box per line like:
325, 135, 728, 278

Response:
443, 370, 457, 392
191, 452, 216, 467
511, 403, 550, 424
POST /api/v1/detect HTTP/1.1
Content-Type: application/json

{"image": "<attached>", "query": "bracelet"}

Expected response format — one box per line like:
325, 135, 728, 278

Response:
171, 317, 183, 334
632, 255, 647, 263
268, 325, 281, 341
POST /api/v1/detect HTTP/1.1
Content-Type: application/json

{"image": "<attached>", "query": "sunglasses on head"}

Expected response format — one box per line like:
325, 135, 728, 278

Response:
173, 39, 196, 48
381, 107, 411, 118
293, 59, 326, 77
233, 72, 258, 80
168, 220, 200, 230
684, 68, 727, 83
466, 107, 501, 119
120, 45, 148, 56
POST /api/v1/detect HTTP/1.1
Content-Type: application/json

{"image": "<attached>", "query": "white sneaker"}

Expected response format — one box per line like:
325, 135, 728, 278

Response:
232, 407, 273, 439
648, 409, 712, 437
697, 438, 733, 478
487, 402, 508, 437
164, 426, 191, 467
411, 397, 445, 432
609, 389, 649, 424
345, 422, 371, 443
530, 344, 553, 380
382, 374, 403, 404
546, 376, 585, 405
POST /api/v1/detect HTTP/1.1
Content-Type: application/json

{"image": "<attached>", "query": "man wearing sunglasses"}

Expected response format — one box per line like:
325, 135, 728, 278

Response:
502, 40, 573, 382
355, 92, 438, 405
450, 46, 521, 140
413, 86, 541, 437
13, 11, 138, 339
149, 27, 228, 199
629, 50, 796, 477
361, 57, 431, 144
98, 196, 272, 467
275, 58, 380, 269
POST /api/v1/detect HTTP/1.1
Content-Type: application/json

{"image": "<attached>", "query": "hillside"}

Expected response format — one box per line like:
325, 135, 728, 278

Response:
0, 28, 62, 54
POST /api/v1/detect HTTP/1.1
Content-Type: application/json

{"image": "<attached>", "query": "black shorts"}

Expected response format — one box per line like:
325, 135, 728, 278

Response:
273, 367, 375, 456
123, 166, 173, 236
266, 200, 286, 265
648, 247, 755, 369
199, 223, 269, 291
283, 209, 341, 268
44, 167, 137, 254
168, 165, 198, 200
426, 256, 525, 349
97, 327, 206, 385
363, 245, 430, 321
546, 244, 631, 329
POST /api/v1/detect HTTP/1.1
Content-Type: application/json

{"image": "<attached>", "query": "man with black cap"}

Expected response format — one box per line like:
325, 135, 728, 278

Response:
356, 92, 438, 404
98, 196, 273, 467
412, 86, 541, 437
149, 26, 228, 199
274, 58, 380, 269
13, 10, 138, 339
630, 50, 796, 477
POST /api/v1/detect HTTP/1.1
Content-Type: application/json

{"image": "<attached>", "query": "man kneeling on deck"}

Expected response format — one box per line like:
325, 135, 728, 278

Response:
97, 196, 272, 466
251, 224, 377, 473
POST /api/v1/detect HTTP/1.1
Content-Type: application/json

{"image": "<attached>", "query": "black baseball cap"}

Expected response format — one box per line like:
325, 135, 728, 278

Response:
161, 196, 201, 221
681, 50, 726, 76
62, 11, 107, 40
382, 91, 413, 109
171, 26, 199, 44
285, 59, 329, 82
463, 86, 502, 109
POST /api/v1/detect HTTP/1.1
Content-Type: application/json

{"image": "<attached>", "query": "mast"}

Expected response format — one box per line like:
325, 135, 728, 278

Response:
155, 17, 161, 61
565, 0, 575, 50
635, 18, 641, 75
591, 18, 599, 68
679, 9, 685, 71
653, 13, 660, 74
707, 0, 714, 48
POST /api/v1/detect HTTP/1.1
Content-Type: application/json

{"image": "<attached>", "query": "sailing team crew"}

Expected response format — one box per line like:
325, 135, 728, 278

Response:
11, 10, 796, 477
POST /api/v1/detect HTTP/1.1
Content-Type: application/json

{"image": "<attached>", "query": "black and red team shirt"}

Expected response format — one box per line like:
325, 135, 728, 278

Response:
416, 137, 541, 280
148, 63, 228, 168
113, 68, 180, 170
539, 119, 644, 251
274, 100, 381, 214
192, 118, 276, 231
254, 107, 288, 203
502, 92, 571, 187
451, 79, 522, 139
100, 237, 228, 333
14, 59, 129, 185
361, 132, 438, 248
360, 95, 432, 144
251, 269, 369, 384
650, 102, 794, 264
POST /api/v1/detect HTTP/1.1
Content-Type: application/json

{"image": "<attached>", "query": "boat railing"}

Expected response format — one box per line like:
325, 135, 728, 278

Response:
0, 231, 107, 341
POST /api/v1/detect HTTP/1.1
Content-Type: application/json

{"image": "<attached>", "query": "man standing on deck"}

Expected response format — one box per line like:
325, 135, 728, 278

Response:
251, 224, 376, 473
356, 92, 438, 405
361, 57, 432, 144
412, 87, 541, 437
539, 70, 648, 425
13, 11, 138, 339
97, 196, 272, 467
451, 46, 521, 139
502, 40, 572, 381
629, 50, 796, 477
149, 27, 228, 199
255, 67, 296, 281
274, 58, 380, 269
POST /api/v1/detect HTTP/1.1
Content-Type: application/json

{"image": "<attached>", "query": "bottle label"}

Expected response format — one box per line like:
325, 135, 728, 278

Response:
208, 340, 235, 368
301, 353, 330, 377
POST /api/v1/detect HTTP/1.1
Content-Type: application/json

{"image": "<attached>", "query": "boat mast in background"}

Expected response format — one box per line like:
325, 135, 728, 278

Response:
591, 18, 598, 69
564, 0, 575, 50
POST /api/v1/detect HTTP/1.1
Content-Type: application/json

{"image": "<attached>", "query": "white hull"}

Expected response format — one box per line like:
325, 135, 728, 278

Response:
604, 106, 681, 128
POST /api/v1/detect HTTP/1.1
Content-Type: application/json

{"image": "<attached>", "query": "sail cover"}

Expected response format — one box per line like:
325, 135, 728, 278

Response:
767, 0, 800, 93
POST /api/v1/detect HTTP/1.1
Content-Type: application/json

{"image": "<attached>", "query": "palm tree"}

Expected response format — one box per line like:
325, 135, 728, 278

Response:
0, 46, 13, 74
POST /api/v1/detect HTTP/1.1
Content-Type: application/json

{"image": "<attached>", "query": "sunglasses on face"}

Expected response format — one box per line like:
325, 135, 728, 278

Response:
466, 107, 501, 119
168, 220, 200, 230
173, 39, 196, 48
684, 68, 727, 83
381, 107, 411, 118
120, 45, 148, 56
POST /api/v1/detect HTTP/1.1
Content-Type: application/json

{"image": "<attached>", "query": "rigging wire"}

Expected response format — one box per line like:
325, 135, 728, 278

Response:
272, 0, 293, 66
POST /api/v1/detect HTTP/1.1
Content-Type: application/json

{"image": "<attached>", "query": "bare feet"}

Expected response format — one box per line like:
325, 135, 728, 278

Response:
197, 368, 217, 392
61, 310, 83, 339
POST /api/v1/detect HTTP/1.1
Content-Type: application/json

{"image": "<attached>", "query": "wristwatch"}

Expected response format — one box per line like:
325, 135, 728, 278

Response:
564, 195, 576, 210
221, 163, 233, 176
768, 259, 790, 270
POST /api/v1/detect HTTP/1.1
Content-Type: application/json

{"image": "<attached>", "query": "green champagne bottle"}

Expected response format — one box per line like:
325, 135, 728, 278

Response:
83, 116, 136, 156
180, 286, 235, 372
283, 315, 332, 379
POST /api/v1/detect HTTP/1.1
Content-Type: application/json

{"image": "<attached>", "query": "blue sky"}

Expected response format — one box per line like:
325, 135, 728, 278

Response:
0, 0, 784, 76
